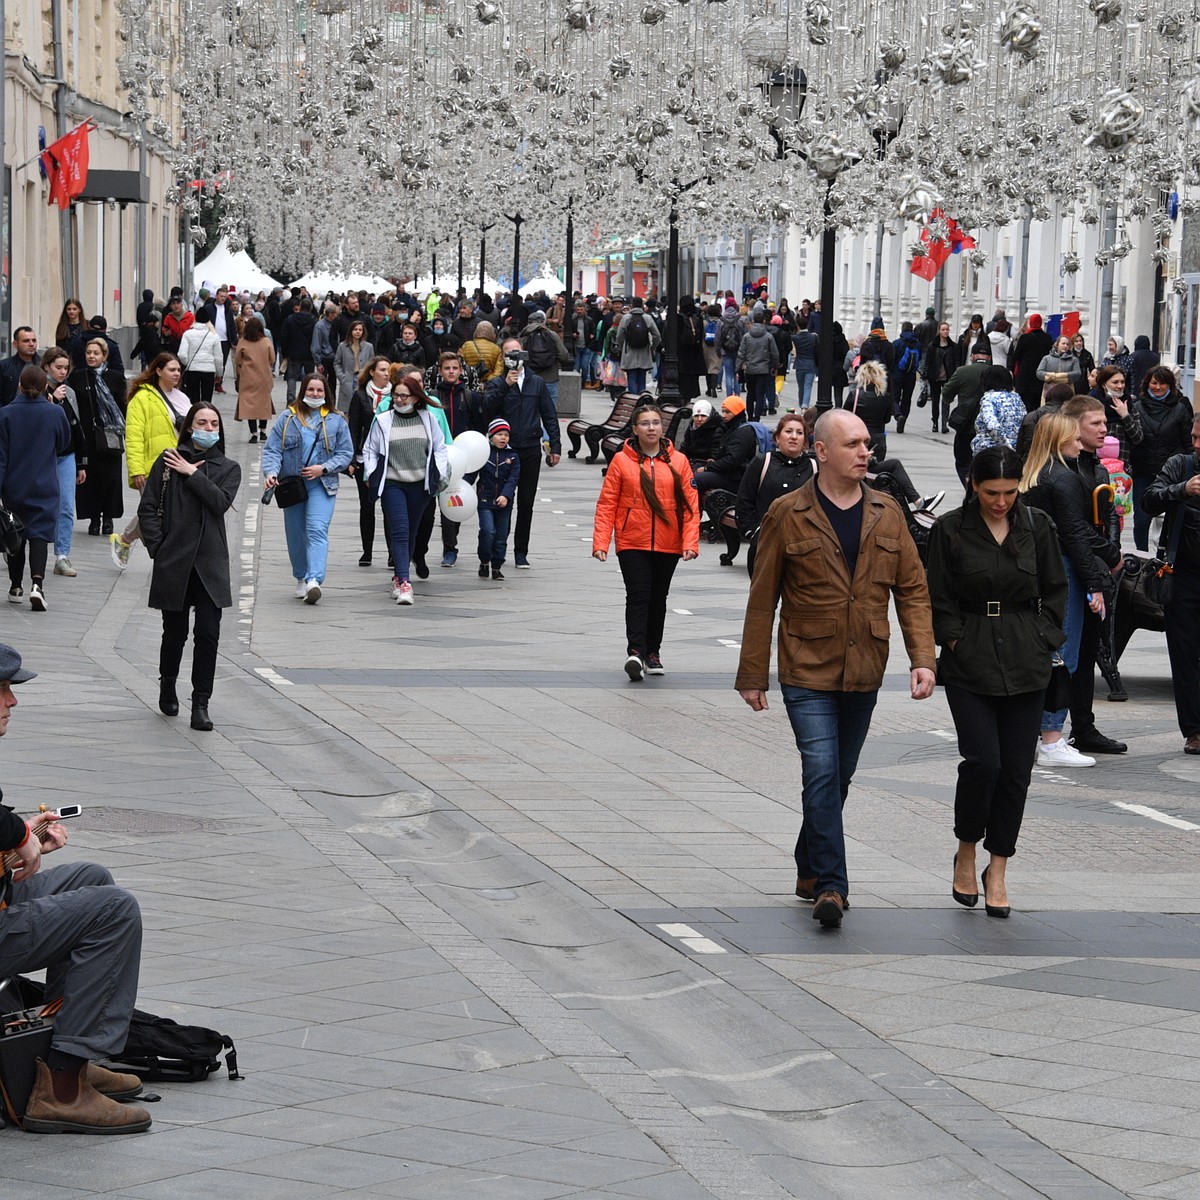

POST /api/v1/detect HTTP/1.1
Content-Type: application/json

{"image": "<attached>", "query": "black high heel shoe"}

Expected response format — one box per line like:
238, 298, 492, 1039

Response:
952, 852, 978, 908
980, 865, 1010, 918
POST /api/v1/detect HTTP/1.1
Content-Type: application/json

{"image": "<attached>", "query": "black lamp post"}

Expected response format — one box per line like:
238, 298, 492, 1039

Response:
457, 233, 464, 298
505, 211, 524, 295
564, 196, 576, 356
479, 222, 494, 299
657, 196, 683, 405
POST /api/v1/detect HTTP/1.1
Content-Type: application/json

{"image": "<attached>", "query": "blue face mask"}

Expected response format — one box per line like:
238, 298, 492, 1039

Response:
191, 430, 219, 449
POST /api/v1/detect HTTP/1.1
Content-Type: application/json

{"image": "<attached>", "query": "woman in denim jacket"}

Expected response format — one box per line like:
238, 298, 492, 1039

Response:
261, 373, 353, 604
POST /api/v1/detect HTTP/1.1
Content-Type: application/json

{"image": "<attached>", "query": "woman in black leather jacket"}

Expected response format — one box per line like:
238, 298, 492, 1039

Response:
734, 413, 813, 572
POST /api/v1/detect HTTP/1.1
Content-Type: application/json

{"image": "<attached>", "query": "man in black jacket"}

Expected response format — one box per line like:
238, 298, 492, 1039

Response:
0, 327, 39, 406
0, 643, 151, 1134
1062, 397, 1127, 755
279, 297, 317, 405
483, 339, 560, 567
1143, 414, 1200, 754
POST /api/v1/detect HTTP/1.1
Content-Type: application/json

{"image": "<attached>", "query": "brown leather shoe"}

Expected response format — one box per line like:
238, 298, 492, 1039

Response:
1186, 734, 1200, 755
87, 1062, 143, 1100
812, 891, 845, 927
796, 876, 848, 908
22, 1060, 152, 1134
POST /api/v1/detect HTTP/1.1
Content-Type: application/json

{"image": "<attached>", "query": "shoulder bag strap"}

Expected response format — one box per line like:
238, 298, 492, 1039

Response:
180, 327, 212, 373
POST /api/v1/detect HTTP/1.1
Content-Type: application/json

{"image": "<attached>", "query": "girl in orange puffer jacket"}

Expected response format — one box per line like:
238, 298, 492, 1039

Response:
592, 404, 700, 681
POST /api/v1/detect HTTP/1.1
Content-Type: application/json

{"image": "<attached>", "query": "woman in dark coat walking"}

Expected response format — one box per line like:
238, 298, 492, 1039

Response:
675, 297, 707, 402
137, 402, 241, 732
69, 338, 127, 535
0, 366, 71, 610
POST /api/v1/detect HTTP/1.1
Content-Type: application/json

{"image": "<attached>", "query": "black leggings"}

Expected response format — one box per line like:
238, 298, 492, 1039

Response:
8, 538, 48, 587
355, 470, 391, 560
944, 684, 1043, 858
182, 372, 215, 408
616, 549, 680, 656
159, 571, 222, 701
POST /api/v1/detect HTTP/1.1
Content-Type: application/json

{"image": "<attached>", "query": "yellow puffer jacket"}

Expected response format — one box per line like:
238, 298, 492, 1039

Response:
125, 383, 183, 485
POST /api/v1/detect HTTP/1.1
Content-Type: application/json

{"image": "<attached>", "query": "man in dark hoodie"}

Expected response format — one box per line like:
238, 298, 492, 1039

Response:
279, 296, 317, 405
889, 321, 923, 433
134, 290, 160, 368
366, 302, 396, 359
1129, 335, 1160, 397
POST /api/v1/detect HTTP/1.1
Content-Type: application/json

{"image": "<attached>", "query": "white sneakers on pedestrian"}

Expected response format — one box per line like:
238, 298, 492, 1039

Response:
53, 556, 76, 576
29, 583, 46, 612
294, 579, 307, 599
304, 580, 321, 605
1037, 738, 1095, 768
396, 581, 414, 605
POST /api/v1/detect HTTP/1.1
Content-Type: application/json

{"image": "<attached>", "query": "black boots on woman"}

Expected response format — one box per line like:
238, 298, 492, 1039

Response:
158, 678, 179, 717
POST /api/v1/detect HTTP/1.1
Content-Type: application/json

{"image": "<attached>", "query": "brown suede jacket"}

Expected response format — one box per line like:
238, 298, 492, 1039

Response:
735, 480, 936, 694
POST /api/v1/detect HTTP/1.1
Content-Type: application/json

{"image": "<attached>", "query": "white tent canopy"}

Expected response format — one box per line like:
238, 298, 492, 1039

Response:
409, 273, 504, 297
290, 269, 393, 296
517, 263, 565, 296
193, 237, 281, 295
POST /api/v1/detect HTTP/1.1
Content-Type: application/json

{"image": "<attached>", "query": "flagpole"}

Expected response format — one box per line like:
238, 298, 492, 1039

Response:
50, 0, 75, 299
0, 0, 7, 348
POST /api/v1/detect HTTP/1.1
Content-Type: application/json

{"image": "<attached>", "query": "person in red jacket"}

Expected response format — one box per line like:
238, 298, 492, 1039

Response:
592, 404, 700, 680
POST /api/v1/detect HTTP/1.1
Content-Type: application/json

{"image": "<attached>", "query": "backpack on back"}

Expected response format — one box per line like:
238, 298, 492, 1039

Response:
704, 319, 717, 345
625, 313, 650, 349
895, 342, 918, 376
526, 327, 557, 372
748, 422, 773, 454
720, 320, 743, 355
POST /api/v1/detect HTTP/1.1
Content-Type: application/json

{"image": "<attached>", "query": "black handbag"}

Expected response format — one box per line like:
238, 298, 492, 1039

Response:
269, 421, 318, 509
1044, 655, 1072, 711
947, 398, 980, 432
0, 503, 25, 559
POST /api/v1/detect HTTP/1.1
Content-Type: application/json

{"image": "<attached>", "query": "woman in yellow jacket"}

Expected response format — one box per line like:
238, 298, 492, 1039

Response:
111, 353, 192, 569
458, 320, 504, 382
592, 403, 700, 681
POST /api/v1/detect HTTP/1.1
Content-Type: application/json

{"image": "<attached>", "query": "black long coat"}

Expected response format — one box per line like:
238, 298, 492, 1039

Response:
138, 441, 241, 611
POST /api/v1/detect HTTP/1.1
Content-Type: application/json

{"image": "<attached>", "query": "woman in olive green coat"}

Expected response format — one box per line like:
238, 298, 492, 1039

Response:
925, 446, 1067, 917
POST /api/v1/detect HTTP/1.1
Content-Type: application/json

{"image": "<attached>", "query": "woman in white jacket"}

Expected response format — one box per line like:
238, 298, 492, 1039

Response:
178, 321, 225, 409
361, 376, 448, 606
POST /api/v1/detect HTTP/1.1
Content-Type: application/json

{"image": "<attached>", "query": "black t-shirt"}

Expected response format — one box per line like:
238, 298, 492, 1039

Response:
816, 484, 863, 578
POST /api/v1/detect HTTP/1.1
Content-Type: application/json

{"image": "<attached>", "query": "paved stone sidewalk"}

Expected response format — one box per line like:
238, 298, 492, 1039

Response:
0, 376, 1196, 1197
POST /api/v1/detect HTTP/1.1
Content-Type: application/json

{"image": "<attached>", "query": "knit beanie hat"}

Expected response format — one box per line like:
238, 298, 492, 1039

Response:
722, 396, 746, 417
488, 418, 511, 438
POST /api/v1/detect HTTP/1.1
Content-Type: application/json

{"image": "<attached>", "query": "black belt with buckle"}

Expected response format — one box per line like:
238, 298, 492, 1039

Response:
959, 598, 1041, 617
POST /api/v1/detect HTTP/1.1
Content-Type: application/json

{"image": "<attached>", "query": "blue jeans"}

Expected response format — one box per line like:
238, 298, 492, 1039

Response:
624, 368, 647, 395
721, 355, 740, 396
478, 504, 512, 567
781, 685, 878, 900
544, 379, 559, 408
284, 361, 309, 406
746, 374, 772, 420
55, 453, 75, 557
1042, 555, 1085, 732
379, 481, 429, 584
574, 347, 597, 383
282, 478, 337, 584
795, 368, 815, 409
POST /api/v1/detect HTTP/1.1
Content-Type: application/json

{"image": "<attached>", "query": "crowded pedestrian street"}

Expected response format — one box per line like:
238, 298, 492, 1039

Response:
2, 375, 1198, 1199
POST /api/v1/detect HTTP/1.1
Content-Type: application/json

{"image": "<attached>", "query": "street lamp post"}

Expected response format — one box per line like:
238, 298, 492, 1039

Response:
479, 221, 494, 299
457, 233, 463, 298
657, 197, 683, 405
564, 196, 575, 356
505, 211, 524, 294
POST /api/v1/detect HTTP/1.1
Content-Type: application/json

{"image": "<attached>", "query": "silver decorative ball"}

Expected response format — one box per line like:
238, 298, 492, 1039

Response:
1085, 89, 1144, 151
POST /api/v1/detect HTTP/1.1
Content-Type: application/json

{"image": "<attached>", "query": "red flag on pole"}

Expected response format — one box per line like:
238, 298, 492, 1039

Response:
909, 208, 976, 280
40, 121, 94, 210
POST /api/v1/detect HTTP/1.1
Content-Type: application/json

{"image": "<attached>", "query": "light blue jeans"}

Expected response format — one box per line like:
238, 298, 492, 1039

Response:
721, 355, 740, 395
1042, 555, 1085, 733
795, 368, 816, 409
282, 478, 337, 584
55, 453, 75, 557
544, 379, 559, 408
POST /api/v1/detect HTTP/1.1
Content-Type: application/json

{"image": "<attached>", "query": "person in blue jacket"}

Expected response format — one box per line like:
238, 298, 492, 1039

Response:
476, 418, 521, 580
261, 373, 353, 604
0, 365, 71, 610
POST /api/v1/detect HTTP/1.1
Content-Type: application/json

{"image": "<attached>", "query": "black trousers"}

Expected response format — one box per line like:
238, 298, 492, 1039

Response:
1069, 607, 1102, 734
411, 494, 436, 565
1166, 570, 1200, 737
159, 572, 222, 701
616, 549, 679, 656
182, 371, 215, 408
892, 374, 916, 421
8, 538, 48, 587
944, 684, 1044, 858
513, 444, 542, 557
927, 381, 946, 428
355, 471, 391, 559
953, 425, 974, 487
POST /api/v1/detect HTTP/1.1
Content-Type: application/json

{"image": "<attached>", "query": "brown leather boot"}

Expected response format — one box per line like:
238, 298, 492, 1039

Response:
796, 876, 848, 908
812, 891, 845, 927
86, 1062, 144, 1100
22, 1060, 152, 1134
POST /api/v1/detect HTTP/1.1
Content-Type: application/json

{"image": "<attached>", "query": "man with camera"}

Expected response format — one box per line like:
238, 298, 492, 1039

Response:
483, 339, 561, 568
0, 643, 151, 1133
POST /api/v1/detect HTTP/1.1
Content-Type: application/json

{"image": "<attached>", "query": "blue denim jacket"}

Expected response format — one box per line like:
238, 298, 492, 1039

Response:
261, 408, 353, 496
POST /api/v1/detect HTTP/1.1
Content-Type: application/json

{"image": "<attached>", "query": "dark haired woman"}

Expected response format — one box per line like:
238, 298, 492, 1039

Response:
334, 318, 373, 416
1126, 365, 1194, 552
0, 365, 70, 610
734, 413, 813, 572
138, 402, 241, 731
233, 316, 276, 443
926, 446, 1067, 916
592, 404, 700, 680
40, 347, 88, 579
69, 338, 126, 537
111, 353, 190, 569
54, 298, 86, 350
360, 374, 447, 606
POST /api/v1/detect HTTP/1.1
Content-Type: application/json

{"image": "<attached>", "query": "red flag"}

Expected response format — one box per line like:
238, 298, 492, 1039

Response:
909, 208, 974, 280
40, 121, 94, 210
1060, 311, 1081, 340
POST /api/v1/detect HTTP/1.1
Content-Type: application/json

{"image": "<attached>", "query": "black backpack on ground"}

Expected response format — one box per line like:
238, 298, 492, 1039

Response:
526, 327, 557, 372
625, 313, 650, 349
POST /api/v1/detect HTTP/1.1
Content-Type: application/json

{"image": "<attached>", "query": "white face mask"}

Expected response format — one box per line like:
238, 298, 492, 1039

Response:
301, 394, 325, 408
394, 402, 415, 414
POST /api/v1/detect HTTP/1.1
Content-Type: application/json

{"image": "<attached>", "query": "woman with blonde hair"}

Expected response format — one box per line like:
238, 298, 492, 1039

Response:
1019, 411, 1109, 769
261, 373, 352, 604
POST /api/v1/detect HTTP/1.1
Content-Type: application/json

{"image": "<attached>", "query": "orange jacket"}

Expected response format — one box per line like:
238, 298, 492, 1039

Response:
592, 439, 700, 556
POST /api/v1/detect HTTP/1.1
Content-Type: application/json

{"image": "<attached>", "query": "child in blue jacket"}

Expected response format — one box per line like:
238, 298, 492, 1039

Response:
476, 418, 521, 579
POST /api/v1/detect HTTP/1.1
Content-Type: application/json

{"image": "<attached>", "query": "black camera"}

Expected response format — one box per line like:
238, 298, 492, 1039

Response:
504, 350, 529, 371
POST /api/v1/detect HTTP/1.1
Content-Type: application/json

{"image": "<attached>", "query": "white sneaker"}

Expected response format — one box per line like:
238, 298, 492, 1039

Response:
390, 576, 402, 600
53, 556, 76, 577
1037, 738, 1095, 768
396, 581, 414, 605
304, 580, 321, 605
29, 583, 46, 612
294, 579, 307, 599
7, 586, 22, 604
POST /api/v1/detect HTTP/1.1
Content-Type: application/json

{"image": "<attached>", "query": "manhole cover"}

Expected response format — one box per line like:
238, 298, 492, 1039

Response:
72, 808, 209, 835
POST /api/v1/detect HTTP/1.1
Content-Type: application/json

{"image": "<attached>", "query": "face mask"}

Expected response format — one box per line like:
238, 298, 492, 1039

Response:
394, 402, 415, 414
301, 394, 325, 408
191, 430, 219, 449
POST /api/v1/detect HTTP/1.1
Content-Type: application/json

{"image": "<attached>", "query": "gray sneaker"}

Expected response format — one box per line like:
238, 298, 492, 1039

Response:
53, 556, 76, 577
